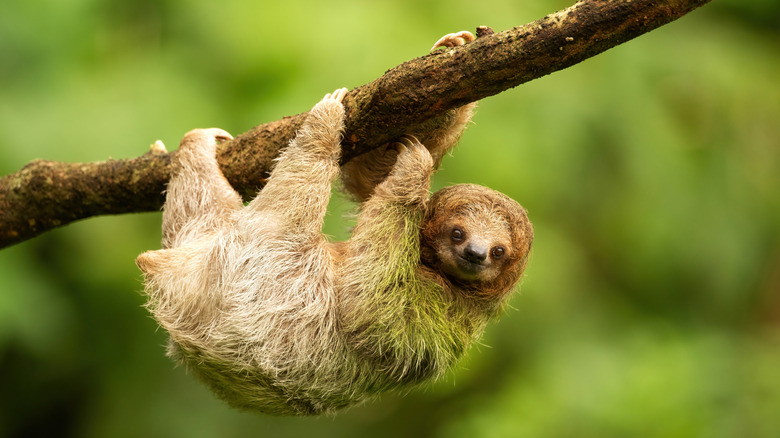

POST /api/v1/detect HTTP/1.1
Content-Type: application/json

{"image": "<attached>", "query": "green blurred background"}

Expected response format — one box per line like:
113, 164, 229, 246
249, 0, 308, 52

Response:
1, 0, 778, 437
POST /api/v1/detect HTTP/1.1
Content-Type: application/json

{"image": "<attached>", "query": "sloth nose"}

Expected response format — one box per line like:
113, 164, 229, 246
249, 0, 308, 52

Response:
463, 244, 488, 264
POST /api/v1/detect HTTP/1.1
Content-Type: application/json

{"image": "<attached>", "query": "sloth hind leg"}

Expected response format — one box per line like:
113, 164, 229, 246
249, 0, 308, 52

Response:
245, 89, 347, 236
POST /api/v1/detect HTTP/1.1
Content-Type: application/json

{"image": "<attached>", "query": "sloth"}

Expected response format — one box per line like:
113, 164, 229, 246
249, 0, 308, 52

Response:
136, 32, 533, 416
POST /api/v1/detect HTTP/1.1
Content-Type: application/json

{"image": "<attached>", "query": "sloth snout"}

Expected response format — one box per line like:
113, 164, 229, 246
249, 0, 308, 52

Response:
463, 244, 488, 264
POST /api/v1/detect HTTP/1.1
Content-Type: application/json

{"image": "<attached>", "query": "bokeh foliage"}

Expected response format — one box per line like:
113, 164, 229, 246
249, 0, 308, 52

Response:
1, 0, 778, 437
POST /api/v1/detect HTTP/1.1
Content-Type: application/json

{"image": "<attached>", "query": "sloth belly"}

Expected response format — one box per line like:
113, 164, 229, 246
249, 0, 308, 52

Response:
162, 236, 365, 415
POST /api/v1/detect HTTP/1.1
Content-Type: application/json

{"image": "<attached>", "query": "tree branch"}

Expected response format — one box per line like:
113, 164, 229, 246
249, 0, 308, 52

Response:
0, 0, 711, 248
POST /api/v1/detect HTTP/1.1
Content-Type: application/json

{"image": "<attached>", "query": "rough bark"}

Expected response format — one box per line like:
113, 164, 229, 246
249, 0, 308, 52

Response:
0, 0, 712, 248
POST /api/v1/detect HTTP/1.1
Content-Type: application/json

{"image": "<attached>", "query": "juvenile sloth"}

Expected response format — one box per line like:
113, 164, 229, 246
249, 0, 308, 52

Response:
136, 34, 532, 416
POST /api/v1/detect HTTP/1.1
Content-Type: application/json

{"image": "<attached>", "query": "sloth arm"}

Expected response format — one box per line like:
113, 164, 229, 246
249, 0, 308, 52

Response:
339, 137, 470, 382
341, 136, 434, 293
339, 31, 477, 202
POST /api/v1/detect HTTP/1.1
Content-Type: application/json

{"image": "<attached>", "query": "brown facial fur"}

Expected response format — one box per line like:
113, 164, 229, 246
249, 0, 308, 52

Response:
421, 184, 533, 299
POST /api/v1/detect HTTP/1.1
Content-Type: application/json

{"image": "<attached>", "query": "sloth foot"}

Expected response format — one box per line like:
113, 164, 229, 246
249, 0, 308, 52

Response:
182, 128, 233, 144
431, 31, 475, 51
323, 87, 348, 104
179, 128, 233, 155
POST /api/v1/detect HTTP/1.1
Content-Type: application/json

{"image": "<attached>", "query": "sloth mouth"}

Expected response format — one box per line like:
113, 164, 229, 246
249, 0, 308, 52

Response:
446, 256, 487, 282
456, 255, 487, 274
439, 250, 489, 282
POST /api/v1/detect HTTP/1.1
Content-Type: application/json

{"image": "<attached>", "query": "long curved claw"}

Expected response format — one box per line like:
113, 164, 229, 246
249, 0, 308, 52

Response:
391, 134, 422, 153
431, 31, 476, 51
182, 128, 233, 144
323, 87, 348, 103
210, 128, 234, 143
149, 140, 168, 154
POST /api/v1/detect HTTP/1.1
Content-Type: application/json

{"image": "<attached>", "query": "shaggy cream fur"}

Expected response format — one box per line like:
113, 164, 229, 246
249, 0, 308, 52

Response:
136, 33, 533, 416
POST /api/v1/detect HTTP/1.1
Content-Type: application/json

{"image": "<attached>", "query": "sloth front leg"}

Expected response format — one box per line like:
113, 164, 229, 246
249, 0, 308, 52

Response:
349, 135, 434, 259
415, 30, 477, 167
246, 88, 347, 234
162, 128, 242, 249
369, 135, 434, 206
340, 31, 477, 202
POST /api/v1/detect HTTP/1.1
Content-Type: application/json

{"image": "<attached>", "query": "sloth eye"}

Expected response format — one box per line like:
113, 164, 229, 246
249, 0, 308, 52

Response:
450, 227, 465, 243
491, 246, 506, 259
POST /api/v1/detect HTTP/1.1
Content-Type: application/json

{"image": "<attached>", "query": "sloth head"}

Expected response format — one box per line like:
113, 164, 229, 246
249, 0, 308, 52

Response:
421, 184, 533, 298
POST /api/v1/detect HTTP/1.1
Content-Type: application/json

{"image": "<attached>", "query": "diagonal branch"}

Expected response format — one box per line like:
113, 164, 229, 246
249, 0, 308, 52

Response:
0, 0, 712, 248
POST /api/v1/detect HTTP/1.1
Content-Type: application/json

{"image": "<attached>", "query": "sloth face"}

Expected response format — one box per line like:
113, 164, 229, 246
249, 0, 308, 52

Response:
432, 216, 514, 283
424, 207, 513, 281
421, 184, 532, 294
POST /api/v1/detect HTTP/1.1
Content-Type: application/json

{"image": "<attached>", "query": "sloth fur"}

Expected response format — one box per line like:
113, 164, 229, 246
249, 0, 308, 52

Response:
136, 34, 532, 416
136, 89, 532, 415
